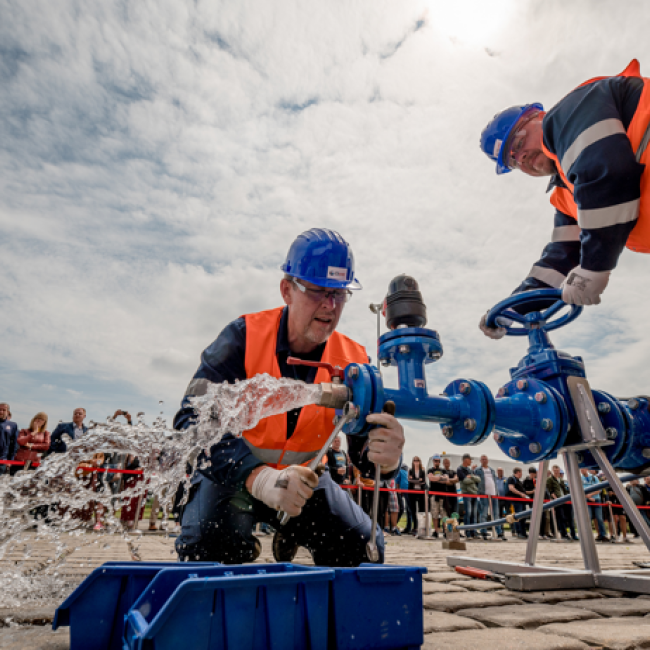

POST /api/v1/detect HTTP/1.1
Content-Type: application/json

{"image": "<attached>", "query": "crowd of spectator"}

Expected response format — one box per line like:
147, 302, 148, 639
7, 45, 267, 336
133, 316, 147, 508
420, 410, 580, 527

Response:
0, 402, 180, 533
320, 435, 650, 542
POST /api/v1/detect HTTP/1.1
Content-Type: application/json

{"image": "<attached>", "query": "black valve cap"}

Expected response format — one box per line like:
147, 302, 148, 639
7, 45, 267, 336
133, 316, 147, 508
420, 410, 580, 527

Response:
384, 274, 427, 329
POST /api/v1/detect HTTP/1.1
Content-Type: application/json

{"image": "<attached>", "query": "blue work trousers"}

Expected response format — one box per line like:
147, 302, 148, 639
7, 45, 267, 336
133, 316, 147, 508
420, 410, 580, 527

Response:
176, 471, 384, 566
463, 495, 479, 534
479, 496, 503, 536
512, 500, 527, 536
587, 503, 607, 537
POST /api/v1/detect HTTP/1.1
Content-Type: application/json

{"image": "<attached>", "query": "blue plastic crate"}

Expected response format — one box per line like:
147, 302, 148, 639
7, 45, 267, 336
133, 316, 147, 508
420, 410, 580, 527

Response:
53, 561, 219, 650
329, 564, 426, 650
124, 563, 334, 650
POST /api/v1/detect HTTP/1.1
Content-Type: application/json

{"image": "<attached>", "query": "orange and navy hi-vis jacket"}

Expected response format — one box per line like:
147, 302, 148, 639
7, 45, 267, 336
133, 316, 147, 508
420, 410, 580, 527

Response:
513, 59, 650, 298
243, 307, 368, 470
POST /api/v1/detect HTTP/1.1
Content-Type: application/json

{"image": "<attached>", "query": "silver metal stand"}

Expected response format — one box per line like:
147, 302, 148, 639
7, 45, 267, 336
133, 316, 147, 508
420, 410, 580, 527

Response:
447, 378, 650, 593
418, 484, 435, 540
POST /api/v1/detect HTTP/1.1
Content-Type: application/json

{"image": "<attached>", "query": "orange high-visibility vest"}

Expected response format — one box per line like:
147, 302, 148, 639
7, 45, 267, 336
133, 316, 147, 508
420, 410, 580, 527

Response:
541, 59, 650, 253
242, 307, 368, 470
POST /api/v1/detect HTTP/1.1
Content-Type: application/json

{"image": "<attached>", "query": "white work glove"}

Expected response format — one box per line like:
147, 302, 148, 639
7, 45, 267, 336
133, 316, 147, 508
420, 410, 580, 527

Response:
478, 311, 513, 340
561, 267, 610, 306
365, 413, 405, 473
250, 465, 319, 517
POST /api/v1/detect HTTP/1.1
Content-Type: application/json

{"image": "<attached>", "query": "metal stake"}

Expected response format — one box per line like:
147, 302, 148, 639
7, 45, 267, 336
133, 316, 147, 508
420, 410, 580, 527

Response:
550, 507, 562, 541
524, 459, 549, 566
562, 450, 600, 573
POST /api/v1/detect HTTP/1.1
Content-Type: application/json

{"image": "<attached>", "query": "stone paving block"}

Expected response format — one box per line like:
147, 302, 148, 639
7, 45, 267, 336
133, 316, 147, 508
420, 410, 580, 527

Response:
421, 627, 588, 649
423, 582, 468, 594
560, 597, 650, 617
539, 616, 650, 650
423, 591, 522, 612
455, 603, 601, 629
515, 589, 604, 604
0, 602, 58, 627
423, 610, 485, 633
449, 579, 504, 592
424, 571, 471, 582
0, 626, 69, 649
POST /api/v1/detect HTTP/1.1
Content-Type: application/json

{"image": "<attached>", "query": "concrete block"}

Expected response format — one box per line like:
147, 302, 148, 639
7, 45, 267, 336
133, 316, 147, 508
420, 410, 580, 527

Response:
423, 610, 485, 633
516, 589, 604, 604
455, 603, 601, 629
422, 627, 588, 649
0, 625, 69, 649
560, 597, 650, 617
423, 591, 523, 613
539, 616, 650, 650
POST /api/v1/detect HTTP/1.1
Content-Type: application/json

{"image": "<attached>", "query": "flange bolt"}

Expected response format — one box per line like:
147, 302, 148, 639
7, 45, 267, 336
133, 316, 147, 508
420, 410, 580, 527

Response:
398, 344, 410, 354
534, 392, 547, 404
463, 418, 477, 431
348, 367, 359, 380
494, 433, 504, 443
516, 379, 528, 391
628, 398, 640, 410
541, 418, 553, 431
528, 442, 542, 454
442, 425, 454, 439
429, 351, 442, 360
598, 402, 611, 414
497, 387, 508, 397
459, 382, 471, 395
509, 446, 521, 459
606, 427, 618, 440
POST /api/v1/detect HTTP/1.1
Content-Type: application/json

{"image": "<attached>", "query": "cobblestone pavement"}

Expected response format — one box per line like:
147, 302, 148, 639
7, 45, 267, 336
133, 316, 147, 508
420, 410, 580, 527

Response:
2, 525, 650, 648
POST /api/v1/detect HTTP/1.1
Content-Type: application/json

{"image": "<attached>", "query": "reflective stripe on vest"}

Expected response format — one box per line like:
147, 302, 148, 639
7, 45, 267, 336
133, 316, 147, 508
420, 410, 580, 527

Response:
241, 306, 368, 470
541, 59, 650, 253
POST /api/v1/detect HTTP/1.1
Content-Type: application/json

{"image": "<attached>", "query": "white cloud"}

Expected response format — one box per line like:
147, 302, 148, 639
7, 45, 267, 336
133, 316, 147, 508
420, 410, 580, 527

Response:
2, 0, 650, 465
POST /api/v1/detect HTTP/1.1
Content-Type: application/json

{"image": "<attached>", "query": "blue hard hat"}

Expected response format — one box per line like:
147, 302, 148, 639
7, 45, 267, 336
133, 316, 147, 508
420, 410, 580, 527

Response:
480, 103, 543, 175
280, 228, 362, 290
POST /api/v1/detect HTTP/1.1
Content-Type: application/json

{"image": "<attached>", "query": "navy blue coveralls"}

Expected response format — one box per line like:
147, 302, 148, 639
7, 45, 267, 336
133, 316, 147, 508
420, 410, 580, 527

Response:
174, 307, 393, 565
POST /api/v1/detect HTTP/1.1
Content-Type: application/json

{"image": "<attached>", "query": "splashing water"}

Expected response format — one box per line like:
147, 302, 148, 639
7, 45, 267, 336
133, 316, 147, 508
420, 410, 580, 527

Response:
0, 374, 323, 607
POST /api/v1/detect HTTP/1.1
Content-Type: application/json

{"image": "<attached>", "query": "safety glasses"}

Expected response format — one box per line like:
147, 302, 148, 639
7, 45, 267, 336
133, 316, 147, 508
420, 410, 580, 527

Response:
504, 111, 539, 170
292, 278, 352, 304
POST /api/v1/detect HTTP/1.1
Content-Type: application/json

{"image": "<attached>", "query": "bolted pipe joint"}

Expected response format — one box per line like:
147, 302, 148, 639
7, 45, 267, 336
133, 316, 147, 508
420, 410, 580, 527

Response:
541, 418, 553, 431
508, 446, 521, 459
463, 418, 477, 431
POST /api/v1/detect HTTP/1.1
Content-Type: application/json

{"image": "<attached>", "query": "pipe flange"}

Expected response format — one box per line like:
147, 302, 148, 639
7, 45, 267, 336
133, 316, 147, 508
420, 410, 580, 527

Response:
342, 363, 384, 435
439, 378, 495, 445
493, 377, 569, 463
578, 390, 629, 469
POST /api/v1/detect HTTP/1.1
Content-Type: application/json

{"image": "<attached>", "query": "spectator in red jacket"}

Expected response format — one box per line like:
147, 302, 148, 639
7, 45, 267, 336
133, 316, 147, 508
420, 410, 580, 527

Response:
13, 412, 51, 474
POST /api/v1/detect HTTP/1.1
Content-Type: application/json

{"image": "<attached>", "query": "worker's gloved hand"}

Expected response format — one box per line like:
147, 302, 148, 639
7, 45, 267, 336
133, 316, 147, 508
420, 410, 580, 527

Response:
478, 311, 512, 340
365, 413, 405, 473
250, 465, 319, 517
561, 267, 610, 306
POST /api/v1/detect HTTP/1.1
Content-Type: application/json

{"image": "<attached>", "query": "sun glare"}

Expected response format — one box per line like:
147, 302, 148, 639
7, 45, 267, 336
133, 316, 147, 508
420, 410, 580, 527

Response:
426, 0, 515, 46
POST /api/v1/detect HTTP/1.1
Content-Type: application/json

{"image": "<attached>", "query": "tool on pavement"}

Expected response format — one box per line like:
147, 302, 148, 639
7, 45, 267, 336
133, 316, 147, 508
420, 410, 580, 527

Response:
366, 400, 396, 563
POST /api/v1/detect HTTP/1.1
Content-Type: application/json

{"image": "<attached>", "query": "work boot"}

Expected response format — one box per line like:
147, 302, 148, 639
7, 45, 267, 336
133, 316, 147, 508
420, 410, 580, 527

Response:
272, 530, 299, 562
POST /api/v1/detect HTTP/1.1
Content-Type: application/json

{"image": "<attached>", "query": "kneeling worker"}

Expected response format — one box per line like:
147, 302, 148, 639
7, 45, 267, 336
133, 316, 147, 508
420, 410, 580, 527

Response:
174, 228, 404, 565
479, 59, 650, 337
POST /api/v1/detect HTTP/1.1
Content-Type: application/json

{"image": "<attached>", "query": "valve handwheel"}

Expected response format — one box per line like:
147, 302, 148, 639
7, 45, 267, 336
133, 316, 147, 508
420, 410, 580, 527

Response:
486, 288, 583, 336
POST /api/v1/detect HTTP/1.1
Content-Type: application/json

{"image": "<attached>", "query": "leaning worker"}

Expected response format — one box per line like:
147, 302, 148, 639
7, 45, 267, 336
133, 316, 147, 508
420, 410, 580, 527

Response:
479, 58, 650, 337
174, 228, 404, 565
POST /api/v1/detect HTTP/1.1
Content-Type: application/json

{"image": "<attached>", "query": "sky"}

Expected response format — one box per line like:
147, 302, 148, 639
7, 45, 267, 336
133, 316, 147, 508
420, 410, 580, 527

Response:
2, 0, 650, 466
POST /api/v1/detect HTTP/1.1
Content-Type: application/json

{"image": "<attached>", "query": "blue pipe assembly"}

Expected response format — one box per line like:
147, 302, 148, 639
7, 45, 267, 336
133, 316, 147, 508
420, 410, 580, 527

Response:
330, 277, 650, 471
